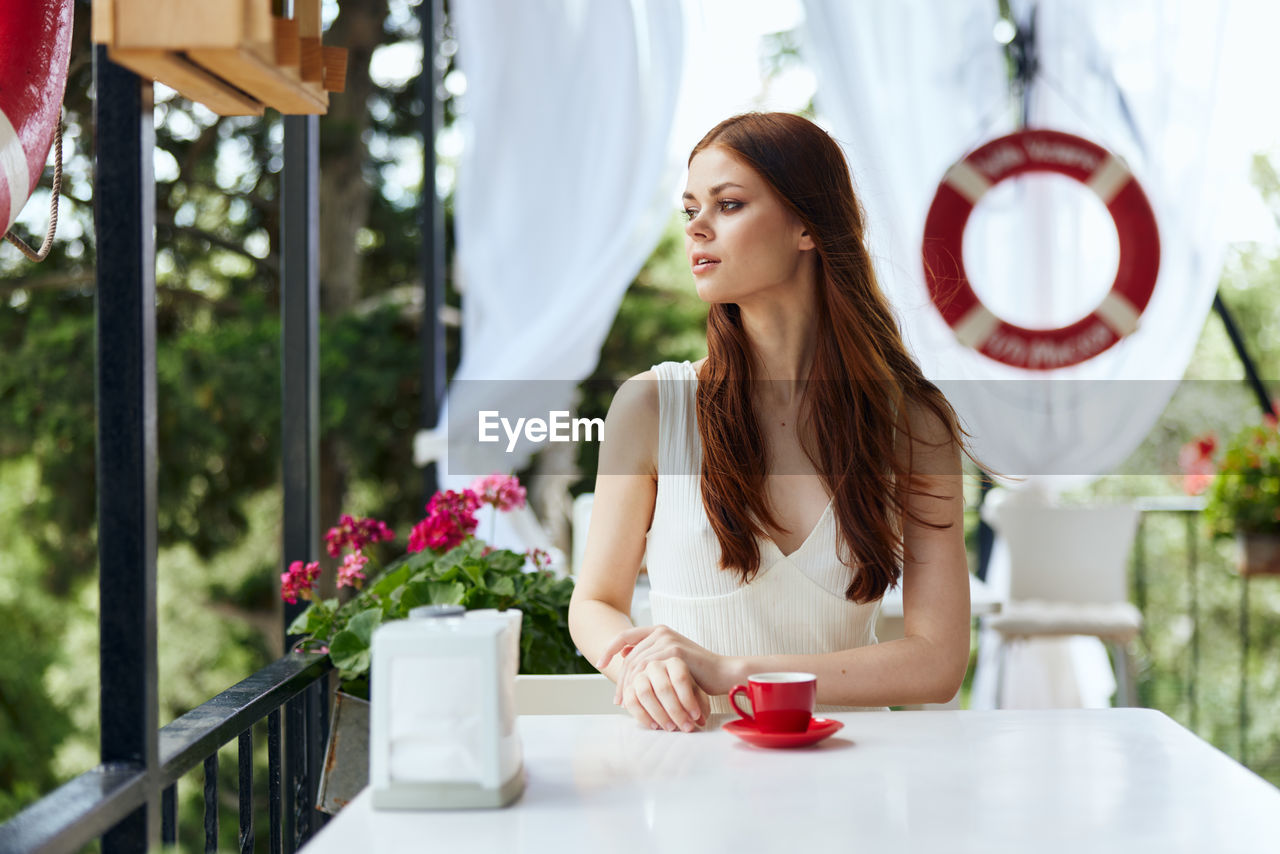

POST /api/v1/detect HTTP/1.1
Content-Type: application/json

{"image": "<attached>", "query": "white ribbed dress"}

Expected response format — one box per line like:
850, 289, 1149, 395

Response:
644, 361, 886, 714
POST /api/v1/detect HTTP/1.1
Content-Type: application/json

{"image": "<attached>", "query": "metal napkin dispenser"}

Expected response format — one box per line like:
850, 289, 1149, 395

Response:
369, 606, 524, 809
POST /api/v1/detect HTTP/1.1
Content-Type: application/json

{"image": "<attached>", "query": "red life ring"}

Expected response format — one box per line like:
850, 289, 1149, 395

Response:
0, 0, 74, 236
922, 129, 1160, 370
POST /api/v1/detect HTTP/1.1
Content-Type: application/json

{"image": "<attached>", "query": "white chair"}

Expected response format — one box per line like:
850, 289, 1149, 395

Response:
985, 500, 1143, 707
515, 674, 624, 715
571, 492, 595, 575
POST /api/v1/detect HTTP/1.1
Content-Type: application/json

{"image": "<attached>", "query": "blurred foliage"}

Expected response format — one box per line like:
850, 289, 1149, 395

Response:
0, 292, 425, 593
0, 0, 443, 838
1204, 423, 1280, 536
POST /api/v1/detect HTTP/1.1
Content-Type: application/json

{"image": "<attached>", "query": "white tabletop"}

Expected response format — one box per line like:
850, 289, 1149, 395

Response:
304, 710, 1279, 853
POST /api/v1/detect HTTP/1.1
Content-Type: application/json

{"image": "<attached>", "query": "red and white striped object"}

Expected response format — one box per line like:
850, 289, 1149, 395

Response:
0, 0, 73, 236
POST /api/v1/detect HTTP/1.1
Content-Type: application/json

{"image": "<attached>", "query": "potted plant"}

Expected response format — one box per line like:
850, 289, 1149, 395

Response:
282, 474, 594, 811
1181, 418, 1280, 576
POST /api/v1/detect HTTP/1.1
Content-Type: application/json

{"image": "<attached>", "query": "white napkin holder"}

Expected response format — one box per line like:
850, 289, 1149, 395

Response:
369, 606, 525, 809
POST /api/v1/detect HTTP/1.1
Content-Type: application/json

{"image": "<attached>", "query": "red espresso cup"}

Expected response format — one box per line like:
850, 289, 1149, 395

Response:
728, 672, 817, 733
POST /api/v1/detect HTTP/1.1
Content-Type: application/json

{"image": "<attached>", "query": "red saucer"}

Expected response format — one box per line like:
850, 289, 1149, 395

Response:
722, 716, 844, 748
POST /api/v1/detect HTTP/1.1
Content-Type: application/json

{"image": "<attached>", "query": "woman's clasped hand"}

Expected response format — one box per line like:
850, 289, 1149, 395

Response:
597, 624, 730, 732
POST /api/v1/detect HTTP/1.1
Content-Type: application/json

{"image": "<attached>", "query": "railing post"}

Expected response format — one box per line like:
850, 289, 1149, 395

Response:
281, 111, 325, 848
1185, 512, 1200, 731
419, 0, 446, 501
93, 45, 160, 853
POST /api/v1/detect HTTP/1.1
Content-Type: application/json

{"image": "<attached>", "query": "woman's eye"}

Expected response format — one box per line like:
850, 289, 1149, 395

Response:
682, 200, 741, 221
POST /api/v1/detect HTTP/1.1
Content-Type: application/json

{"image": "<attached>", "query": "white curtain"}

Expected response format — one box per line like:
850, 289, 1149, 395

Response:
413, 0, 685, 554
800, 0, 1256, 481
800, 0, 1264, 707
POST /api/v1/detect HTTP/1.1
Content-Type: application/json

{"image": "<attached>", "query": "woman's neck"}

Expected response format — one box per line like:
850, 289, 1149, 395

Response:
737, 261, 824, 391
738, 297, 819, 407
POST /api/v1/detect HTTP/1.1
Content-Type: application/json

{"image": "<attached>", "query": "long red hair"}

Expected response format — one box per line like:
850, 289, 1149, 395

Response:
693, 112, 964, 604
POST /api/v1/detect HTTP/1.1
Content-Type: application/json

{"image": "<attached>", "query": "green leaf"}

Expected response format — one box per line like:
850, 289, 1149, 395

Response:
328, 610, 383, 682
399, 580, 431, 611
434, 565, 461, 584
484, 549, 524, 574
489, 575, 515, 597
329, 632, 368, 681
461, 560, 485, 586
426, 580, 465, 606
345, 609, 383, 645
287, 598, 337, 639
286, 606, 314, 636
370, 565, 411, 598
400, 579, 466, 611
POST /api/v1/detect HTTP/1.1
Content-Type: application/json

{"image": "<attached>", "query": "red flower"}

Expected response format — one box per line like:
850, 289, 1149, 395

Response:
1178, 433, 1218, 496
325, 514, 394, 557
407, 489, 481, 553
280, 560, 321, 604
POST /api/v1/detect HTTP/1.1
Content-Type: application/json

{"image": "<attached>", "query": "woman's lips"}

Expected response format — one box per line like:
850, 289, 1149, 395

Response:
691, 259, 721, 275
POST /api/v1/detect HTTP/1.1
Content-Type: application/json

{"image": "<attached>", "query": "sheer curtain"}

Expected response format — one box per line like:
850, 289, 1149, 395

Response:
801, 0, 1259, 706
800, 0, 1251, 479
413, 0, 685, 555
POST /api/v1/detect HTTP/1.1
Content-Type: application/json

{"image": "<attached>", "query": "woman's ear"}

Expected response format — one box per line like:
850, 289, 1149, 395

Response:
799, 229, 815, 252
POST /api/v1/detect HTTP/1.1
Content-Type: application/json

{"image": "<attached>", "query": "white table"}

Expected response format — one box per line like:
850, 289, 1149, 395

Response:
304, 710, 1279, 853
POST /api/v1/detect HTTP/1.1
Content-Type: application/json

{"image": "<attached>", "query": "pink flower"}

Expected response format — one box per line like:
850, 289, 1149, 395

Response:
1182, 473, 1214, 496
407, 489, 481, 553
338, 552, 369, 589
470, 474, 527, 512
325, 514, 395, 557
526, 548, 552, 570
281, 560, 321, 604
1178, 433, 1217, 496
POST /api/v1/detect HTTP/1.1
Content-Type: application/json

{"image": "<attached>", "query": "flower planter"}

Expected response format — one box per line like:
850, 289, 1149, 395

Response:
316, 689, 369, 815
1235, 532, 1280, 577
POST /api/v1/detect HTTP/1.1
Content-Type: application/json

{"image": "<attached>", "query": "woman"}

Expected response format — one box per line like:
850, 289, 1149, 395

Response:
568, 112, 971, 732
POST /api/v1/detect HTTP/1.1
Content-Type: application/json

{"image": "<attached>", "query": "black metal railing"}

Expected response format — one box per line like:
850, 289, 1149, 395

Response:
0, 28, 351, 849
0, 654, 332, 853
1132, 497, 1267, 769
0, 0, 452, 842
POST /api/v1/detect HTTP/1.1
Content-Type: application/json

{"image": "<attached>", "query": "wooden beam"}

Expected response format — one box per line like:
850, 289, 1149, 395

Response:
112, 0, 242, 50
108, 49, 264, 116
187, 47, 327, 114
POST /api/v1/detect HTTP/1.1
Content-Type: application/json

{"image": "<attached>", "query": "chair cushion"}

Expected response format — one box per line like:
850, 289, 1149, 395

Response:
987, 600, 1142, 643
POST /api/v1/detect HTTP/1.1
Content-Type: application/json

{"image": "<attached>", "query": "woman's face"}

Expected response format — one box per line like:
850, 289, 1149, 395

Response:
683, 145, 814, 305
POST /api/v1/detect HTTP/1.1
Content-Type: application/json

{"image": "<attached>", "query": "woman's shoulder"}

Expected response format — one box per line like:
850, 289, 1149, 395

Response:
612, 368, 661, 412
599, 370, 661, 472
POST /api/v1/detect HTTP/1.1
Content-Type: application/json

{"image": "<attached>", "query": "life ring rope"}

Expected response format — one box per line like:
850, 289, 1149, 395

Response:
2, 121, 62, 263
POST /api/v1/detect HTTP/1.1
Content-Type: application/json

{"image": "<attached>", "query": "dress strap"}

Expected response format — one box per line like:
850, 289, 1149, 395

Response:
649, 361, 698, 477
